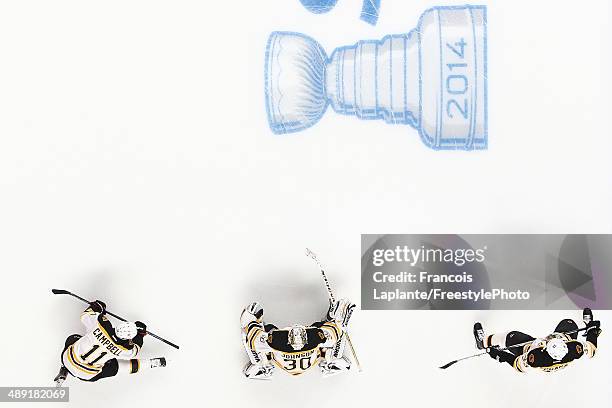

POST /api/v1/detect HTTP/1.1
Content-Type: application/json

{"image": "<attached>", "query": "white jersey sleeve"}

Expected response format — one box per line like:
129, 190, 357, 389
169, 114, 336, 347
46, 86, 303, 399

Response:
80, 307, 101, 331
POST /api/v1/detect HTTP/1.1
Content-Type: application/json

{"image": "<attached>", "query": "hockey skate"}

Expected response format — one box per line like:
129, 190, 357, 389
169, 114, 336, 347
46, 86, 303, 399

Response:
53, 366, 69, 388
583, 308, 593, 325
583, 308, 594, 338
473, 322, 486, 350
320, 357, 351, 377
243, 362, 274, 380
150, 357, 167, 369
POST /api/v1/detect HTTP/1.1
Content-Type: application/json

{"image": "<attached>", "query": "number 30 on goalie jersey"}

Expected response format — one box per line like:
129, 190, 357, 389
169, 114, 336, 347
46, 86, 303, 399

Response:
266, 324, 341, 375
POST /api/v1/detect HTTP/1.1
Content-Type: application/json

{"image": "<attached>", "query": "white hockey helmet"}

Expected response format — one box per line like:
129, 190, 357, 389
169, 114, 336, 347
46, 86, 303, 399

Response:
288, 325, 308, 351
115, 321, 138, 340
545, 338, 568, 361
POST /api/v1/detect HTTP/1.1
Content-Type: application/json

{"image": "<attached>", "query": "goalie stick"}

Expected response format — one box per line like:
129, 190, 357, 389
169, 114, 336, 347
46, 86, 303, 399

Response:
52, 288, 180, 349
305, 248, 362, 372
439, 326, 589, 369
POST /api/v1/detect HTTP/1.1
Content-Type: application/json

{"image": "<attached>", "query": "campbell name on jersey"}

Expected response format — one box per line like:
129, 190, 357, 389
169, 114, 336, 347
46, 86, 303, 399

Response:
91, 326, 130, 356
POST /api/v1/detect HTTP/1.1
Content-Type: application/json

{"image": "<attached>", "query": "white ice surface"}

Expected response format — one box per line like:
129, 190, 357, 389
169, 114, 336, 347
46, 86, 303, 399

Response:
0, 1, 611, 407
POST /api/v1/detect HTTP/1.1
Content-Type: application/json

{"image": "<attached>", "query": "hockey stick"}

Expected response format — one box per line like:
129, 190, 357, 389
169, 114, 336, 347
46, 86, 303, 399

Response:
51, 289, 180, 349
439, 326, 589, 369
305, 248, 363, 372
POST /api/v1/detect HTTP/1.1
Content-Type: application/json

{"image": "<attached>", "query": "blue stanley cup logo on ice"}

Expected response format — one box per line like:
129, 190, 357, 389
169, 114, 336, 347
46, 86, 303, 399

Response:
265, 5, 488, 150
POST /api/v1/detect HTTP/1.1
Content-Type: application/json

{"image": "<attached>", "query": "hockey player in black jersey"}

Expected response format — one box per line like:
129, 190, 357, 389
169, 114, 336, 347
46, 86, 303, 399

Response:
473, 308, 602, 373
240, 298, 355, 379
54, 300, 167, 386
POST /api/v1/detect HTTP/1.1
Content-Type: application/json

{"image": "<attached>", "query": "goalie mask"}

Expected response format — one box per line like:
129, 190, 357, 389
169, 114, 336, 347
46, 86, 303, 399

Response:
545, 338, 569, 361
288, 325, 308, 350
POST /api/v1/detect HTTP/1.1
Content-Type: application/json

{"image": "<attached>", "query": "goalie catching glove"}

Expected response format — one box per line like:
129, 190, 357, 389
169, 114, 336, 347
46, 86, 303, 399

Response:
326, 299, 355, 328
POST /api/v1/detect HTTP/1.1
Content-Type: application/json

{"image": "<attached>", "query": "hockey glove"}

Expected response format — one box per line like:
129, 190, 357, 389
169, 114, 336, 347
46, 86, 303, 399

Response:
247, 302, 264, 320
585, 320, 601, 345
89, 300, 106, 314
487, 347, 515, 365
586, 320, 601, 334
135, 321, 147, 336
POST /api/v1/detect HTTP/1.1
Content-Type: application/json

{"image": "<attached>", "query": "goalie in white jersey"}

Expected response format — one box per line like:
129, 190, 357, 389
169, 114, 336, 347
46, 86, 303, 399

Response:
54, 300, 166, 386
240, 298, 355, 379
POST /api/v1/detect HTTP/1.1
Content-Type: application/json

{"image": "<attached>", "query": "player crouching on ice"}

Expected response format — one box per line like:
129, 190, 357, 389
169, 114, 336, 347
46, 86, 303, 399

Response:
54, 300, 167, 386
240, 298, 355, 379
473, 308, 602, 373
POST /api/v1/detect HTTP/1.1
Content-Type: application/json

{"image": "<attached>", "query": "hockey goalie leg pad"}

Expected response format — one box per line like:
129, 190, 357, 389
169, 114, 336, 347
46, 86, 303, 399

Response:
327, 334, 347, 361
243, 362, 274, 380
320, 356, 351, 378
